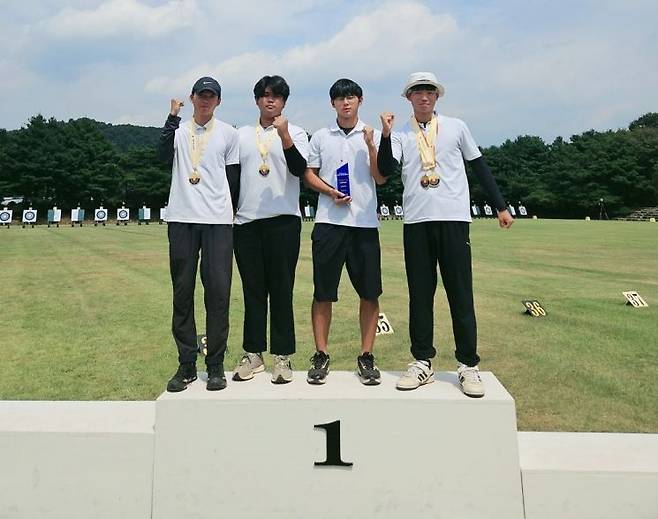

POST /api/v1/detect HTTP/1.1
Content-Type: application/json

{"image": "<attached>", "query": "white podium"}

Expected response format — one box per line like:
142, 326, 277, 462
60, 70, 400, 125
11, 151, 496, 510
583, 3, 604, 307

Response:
152, 371, 524, 519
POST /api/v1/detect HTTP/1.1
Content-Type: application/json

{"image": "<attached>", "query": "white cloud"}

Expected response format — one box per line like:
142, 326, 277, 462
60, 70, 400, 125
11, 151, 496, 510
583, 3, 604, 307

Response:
41, 0, 199, 39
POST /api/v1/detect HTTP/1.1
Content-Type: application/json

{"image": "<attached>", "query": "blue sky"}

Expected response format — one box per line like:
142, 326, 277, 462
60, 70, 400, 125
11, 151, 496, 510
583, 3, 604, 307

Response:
1, 0, 657, 146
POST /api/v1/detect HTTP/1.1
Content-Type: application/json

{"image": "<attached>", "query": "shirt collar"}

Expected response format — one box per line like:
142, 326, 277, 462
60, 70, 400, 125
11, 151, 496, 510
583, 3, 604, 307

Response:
329, 118, 365, 135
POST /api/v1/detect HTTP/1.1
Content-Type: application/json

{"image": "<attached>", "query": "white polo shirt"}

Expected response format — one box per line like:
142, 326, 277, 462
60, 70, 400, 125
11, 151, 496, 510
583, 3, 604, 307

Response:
308, 119, 380, 228
165, 117, 239, 224
235, 123, 309, 225
391, 113, 481, 223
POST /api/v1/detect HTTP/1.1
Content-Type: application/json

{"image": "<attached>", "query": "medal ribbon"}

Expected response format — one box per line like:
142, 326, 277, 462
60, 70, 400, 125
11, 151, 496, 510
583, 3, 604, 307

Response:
188, 118, 215, 180
410, 115, 439, 172
255, 123, 277, 167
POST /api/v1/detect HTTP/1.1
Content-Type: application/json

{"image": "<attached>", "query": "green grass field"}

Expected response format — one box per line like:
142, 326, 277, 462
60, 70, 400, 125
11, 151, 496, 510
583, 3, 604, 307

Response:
1, 219, 656, 433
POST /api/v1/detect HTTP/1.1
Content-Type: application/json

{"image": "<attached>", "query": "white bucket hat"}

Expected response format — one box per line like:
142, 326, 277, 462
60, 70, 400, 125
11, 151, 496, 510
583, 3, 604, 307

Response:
401, 72, 445, 97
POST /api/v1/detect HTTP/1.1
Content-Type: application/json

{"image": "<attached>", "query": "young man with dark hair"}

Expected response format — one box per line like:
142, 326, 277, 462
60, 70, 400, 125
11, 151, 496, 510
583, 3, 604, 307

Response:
232, 75, 309, 384
377, 72, 513, 397
303, 78, 387, 386
157, 76, 240, 392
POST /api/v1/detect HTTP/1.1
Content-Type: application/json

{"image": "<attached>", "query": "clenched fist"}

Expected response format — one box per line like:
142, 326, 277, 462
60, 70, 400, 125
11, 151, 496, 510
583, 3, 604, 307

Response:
170, 99, 184, 117
273, 115, 289, 138
380, 112, 395, 137
363, 125, 375, 147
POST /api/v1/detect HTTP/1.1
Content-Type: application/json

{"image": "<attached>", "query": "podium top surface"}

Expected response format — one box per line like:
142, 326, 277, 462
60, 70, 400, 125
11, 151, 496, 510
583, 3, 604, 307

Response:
157, 370, 514, 403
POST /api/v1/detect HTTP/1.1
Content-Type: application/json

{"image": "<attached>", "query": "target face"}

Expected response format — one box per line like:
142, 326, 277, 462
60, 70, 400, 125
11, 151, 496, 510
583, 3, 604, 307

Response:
24, 211, 36, 222
96, 210, 107, 220
118, 209, 129, 219
0, 211, 10, 222
380, 206, 390, 216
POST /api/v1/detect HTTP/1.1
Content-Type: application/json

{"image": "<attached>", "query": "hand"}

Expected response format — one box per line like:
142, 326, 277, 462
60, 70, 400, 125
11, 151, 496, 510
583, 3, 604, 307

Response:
497, 209, 514, 229
380, 112, 395, 137
363, 125, 375, 147
170, 99, 184, 117
329, 188, 352, 206
273, 115, 289, 137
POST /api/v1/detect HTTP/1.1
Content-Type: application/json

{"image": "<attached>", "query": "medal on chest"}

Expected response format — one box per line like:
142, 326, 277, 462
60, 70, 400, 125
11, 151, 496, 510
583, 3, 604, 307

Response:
256, 123, 277, 176
412, 116, 441, 189
187, 118, 215, 185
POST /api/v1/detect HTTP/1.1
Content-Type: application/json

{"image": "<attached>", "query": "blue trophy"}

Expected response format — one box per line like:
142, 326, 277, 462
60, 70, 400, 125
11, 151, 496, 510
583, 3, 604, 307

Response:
336, 163, 350, 197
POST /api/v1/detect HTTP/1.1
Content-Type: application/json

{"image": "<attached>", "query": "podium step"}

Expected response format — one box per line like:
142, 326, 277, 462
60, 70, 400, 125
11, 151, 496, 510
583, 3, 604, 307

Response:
153, 371, 524, 519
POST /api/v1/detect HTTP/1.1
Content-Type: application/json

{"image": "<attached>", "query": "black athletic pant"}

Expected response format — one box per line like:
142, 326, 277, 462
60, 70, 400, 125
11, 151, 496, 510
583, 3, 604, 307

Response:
233, 215, 301, 355
403, 221, 480, 367
168, 222, 233, 367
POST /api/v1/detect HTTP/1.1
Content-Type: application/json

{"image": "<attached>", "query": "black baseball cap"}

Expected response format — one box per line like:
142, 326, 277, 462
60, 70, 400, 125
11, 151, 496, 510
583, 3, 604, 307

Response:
192, 77, 221, 97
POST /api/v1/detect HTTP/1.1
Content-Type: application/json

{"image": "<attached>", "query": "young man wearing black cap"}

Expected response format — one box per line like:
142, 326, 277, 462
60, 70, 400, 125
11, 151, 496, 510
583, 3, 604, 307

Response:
157, 76, 240, 392
303, 78, 387, 386
377, 72, 514, 397
232, 75, 309, 384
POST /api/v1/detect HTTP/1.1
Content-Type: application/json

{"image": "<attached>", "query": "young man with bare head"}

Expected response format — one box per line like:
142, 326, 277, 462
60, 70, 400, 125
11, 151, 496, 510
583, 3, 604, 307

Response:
377, 72, 513, 397
157, 76, 240, 392
303, 78, 387, 385
232, 75, 309, 384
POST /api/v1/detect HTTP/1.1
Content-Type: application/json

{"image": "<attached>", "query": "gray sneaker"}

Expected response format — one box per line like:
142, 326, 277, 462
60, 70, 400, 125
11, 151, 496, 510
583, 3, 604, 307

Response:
457, 364, 485, 398
232, 352, 265, 381
271, 355, 293, 384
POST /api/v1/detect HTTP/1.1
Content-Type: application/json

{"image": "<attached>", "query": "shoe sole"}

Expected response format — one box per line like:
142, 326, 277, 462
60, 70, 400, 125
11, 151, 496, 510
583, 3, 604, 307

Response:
206, 383, 227, 391
307, 376, 328, 385
462, 389, 485, 398
232, 364, 265, 381
396, 374, 435, 391
272, 375, 292, 384
166, 376, 197, 392
358, 372, 381, 386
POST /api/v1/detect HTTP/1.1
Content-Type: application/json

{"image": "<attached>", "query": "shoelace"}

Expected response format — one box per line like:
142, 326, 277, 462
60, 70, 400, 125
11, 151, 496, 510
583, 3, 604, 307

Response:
274, 355, 290, 368
459, 366, 481, 383
360, 355, 375, 371
241, 353, 259, 366
406, 362, 428, 377
310, 353, 327, 369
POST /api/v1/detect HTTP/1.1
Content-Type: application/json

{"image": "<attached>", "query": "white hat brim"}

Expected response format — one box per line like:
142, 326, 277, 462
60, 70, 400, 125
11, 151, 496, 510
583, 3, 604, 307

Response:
401, 80, 445, 98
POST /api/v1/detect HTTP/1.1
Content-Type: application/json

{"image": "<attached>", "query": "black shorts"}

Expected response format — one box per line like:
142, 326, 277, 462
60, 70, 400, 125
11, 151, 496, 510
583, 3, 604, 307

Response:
311, 223, 382, 302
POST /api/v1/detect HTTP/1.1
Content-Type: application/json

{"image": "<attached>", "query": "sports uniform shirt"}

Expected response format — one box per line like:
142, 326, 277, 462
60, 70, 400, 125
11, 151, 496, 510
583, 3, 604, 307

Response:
308, 119, 380, 228
235, 123, 309, 225
165, 117, 239, 224
391, 114, 481, 223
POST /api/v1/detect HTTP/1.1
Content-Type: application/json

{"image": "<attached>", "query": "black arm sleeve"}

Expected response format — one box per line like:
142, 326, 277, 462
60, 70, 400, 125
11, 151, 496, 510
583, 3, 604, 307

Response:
282, 144, 307, 178
156, 114, 181, 166
468, 156, 507, 211
377, 135, 399, 177
226, 164, 241, 211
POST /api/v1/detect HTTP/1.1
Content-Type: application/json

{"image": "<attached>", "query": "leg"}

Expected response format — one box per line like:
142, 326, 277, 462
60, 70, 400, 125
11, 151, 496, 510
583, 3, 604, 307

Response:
263, 216, 301, 355
310, 223, 348, 352
234, 221, 267, 353
168, 222, 201, 364
436, 222, 480, 367
199, 224, 233, 368
311, 300, 332, 353
403, 222, 438, 361
345, 228, 383, 352
358, 298, 380, 353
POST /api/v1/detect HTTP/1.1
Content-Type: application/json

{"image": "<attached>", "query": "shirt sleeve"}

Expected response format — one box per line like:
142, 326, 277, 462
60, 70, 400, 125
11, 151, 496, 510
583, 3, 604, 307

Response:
292, 126, 310, 160
391, 130, 403, 163
459, 121, 482, 161
307, 132, 321, 169
225, 127, 240, 166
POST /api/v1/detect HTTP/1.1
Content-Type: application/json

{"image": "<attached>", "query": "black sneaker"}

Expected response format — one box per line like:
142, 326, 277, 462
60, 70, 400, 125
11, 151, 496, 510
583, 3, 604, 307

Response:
206, 364, 227, 391
357, 352, 381, 385
307, 351, 330, 385
166, 363, 197, 392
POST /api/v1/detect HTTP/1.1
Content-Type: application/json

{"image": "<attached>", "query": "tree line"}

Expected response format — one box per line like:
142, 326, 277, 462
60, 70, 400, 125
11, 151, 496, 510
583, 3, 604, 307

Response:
1, 112, 656, 218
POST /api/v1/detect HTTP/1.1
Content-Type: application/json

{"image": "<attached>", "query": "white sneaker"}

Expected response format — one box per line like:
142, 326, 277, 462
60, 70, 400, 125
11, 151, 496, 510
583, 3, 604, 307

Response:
396, 360, 434, 390
271, 355, 293, 384
457, 364, 485, 398
232, 352, 265, 381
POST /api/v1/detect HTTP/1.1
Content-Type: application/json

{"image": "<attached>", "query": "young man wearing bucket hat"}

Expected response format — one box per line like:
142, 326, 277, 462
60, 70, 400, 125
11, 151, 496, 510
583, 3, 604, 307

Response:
232, 75, 309, 385
377, 72, 513, 397
157, 76, 240, 392
303, 78, 387, 386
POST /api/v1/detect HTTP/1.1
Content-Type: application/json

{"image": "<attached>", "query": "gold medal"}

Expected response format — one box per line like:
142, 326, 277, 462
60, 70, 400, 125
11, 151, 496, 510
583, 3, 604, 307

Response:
188, 118, 214, 186
255, 122, 277, 178
189, 169, 201, 185
420, 175, 430, 188
259, 163, 270, 176
429, 174, 440, 187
